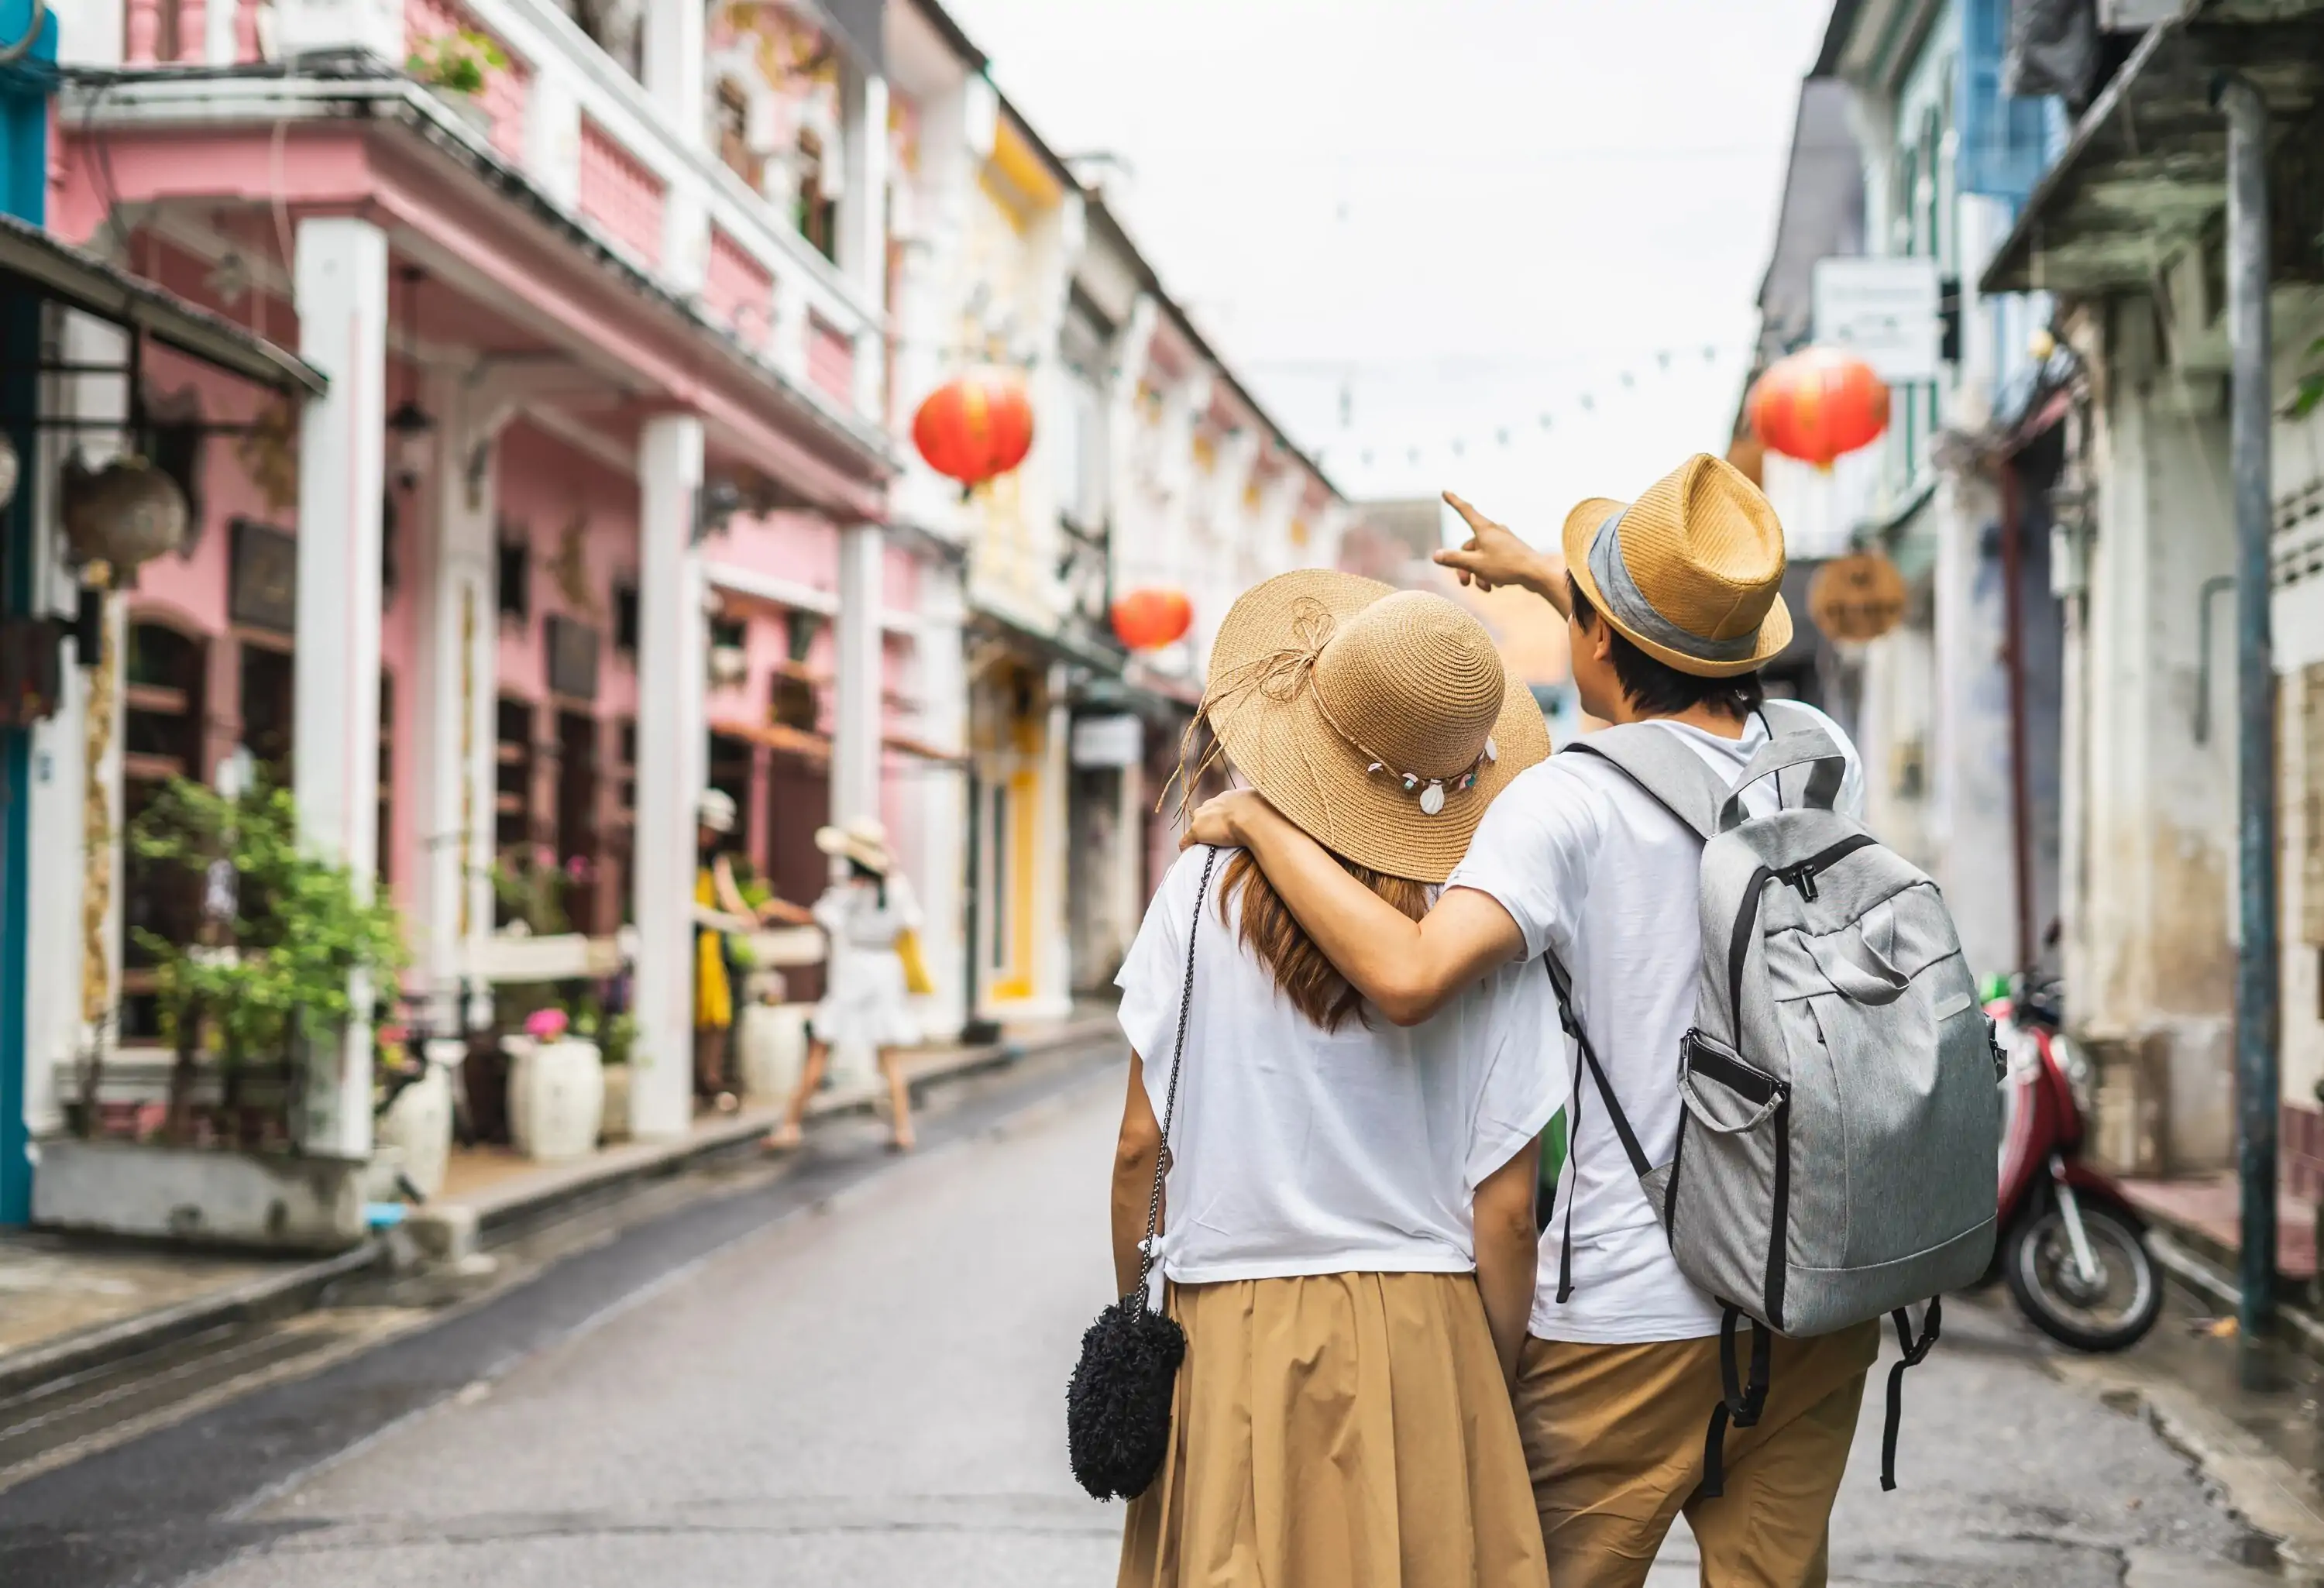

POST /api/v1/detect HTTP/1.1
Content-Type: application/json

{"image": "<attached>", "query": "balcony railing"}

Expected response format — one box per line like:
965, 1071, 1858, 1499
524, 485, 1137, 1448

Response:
106, 0, 886, 435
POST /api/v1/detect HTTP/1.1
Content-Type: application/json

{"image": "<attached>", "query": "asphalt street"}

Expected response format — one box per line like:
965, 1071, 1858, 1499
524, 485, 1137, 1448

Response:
0, 1036, 2299, 1587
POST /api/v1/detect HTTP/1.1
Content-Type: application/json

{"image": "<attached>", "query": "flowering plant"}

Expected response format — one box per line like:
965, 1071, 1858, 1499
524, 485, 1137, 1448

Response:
524, 1007, 571, 1042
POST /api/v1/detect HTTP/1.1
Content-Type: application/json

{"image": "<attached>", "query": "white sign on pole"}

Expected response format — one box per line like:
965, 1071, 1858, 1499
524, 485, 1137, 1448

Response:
1071, 713, 1143, 769
1812, 256, 1942, 382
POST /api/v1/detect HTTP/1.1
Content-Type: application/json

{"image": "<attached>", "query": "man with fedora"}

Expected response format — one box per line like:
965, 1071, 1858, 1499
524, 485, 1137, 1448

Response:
1188, 454, 1876, 1588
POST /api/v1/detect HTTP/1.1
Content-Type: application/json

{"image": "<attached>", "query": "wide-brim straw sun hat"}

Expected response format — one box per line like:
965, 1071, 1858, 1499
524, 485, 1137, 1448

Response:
698, 789, 737, 835
1202, 570, 1549, 884
1562, 452, 1795, 679
816, 816, 893, 875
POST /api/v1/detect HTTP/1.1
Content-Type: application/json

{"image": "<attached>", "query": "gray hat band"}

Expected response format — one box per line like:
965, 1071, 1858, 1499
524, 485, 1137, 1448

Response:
1587, 509, 1761, 664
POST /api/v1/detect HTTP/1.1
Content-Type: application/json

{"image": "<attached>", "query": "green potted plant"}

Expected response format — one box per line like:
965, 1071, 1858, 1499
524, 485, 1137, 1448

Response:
34, 775, 409, 1252
407, 29, 507, 136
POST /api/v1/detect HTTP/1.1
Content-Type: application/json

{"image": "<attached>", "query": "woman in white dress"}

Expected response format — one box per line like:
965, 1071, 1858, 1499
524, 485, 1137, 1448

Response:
765, 817, 926, 1153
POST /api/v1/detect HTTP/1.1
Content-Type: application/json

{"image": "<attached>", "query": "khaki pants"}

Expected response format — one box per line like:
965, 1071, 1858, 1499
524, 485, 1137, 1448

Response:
1512, 1322, 1879, 1588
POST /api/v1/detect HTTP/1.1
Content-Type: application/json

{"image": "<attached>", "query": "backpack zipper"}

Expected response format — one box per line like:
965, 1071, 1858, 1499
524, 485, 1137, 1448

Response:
1774, 832, 1879, 902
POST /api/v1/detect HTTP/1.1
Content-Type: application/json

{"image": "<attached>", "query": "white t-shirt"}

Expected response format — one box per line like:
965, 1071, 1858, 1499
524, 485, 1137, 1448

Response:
1116, 846, 1568, 1284
1444, 703, 1867, 1343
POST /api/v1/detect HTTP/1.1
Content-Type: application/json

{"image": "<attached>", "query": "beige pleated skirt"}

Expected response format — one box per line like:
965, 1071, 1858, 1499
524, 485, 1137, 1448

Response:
1116, 1270, 1549, 1588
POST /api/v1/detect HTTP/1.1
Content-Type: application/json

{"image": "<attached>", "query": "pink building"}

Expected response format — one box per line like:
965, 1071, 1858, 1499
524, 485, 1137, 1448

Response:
36, 0, 931, 1154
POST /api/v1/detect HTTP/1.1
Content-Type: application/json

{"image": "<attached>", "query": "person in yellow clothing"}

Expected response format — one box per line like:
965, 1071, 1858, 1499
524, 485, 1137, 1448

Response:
694, 790, 810, 1110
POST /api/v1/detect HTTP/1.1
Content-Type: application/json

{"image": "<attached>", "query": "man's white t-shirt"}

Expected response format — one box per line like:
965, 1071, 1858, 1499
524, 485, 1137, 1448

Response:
1116, 846, 1568, 1284
1444, 703, 1867, 1343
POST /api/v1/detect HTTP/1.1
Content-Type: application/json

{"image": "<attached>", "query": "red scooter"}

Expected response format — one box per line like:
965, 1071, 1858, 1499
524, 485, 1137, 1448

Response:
1990, 974, 2162, 1351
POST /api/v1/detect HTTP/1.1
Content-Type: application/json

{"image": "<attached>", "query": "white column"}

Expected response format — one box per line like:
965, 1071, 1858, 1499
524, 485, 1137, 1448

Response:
293, 214, 389, 1161
840, 62, 889, 421
632, 414, 706, 1140
914, 559, 968, 1037
837, 62, 889, 301
831, 522, 885, 838
412, 373, 499, 1016
642, 0, 706, 146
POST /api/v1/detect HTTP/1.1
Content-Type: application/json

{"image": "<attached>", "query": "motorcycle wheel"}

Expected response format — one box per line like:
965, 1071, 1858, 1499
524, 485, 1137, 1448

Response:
2003, 1198, 2162, 1353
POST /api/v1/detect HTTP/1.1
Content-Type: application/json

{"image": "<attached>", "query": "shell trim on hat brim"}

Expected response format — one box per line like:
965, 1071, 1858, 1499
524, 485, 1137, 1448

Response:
1201, 569, 1552, 885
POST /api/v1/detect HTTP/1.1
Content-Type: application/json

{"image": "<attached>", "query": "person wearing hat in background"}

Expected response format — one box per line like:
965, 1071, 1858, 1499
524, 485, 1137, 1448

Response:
1112, 572, 1564, 1588
764, 816, 927, 1153
1187, 455, 1875, 1588
695, 790, 812, 1112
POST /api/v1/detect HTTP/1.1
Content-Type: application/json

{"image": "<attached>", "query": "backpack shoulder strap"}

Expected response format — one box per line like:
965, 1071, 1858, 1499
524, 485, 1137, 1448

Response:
1560, 724, 1728, 842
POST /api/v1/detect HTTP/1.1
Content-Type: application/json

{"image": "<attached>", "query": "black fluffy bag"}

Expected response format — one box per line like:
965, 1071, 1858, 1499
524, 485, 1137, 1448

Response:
1066, 847, 1217, 1502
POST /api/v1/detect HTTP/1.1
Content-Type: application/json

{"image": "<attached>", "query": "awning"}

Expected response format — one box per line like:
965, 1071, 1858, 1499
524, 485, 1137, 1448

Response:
0, 212, 323, 397
1980, 13, 2324, 297
968, 602, 1126, 679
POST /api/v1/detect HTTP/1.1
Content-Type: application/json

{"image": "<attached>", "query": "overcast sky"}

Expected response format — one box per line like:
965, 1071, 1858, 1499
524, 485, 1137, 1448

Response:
944, 0, 1835, 548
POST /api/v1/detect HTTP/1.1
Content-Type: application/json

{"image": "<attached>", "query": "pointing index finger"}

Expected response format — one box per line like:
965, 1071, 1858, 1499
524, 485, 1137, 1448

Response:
1442, 490, 1496, 538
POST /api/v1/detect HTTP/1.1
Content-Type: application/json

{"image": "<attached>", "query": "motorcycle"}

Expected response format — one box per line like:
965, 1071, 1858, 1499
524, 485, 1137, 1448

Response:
1989, 973, 2163, 1351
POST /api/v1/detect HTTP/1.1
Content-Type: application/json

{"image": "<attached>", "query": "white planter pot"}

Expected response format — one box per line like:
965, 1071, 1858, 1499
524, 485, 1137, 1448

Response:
505, 1036, 604, 1162
375, 1050, 456, 1199
600, 1063, 631, 1145
738, 1003, 811, 1105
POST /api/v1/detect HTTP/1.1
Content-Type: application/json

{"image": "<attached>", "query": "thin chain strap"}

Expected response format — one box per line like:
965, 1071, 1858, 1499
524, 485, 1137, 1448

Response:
1131, 846, 1219, 1308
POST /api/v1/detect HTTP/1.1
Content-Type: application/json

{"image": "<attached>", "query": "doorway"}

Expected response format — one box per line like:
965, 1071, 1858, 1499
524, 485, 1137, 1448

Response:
555, 710, 600, 933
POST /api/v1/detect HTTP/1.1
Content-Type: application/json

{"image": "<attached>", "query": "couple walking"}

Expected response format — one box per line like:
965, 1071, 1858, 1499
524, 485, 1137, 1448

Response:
1110, 455, 1875, 1588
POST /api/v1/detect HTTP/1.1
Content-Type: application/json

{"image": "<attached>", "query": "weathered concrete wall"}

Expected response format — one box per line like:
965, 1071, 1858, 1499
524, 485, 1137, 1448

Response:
2066, 298, 2238, 1172
33, 1140, 367, 1251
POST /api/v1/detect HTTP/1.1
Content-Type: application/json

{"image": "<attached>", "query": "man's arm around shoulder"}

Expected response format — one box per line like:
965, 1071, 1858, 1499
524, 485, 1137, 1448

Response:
1184, 792, 1525, 1026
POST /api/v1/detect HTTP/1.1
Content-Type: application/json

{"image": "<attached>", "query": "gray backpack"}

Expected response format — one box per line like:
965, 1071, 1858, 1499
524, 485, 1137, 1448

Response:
1544, 703, 2001, 1495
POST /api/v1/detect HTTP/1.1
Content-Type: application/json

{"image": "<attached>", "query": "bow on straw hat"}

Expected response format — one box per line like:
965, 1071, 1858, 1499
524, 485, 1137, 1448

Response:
815, 816, 893, 875
1562, 452, 1793, 679
1193, 570, 1549, 885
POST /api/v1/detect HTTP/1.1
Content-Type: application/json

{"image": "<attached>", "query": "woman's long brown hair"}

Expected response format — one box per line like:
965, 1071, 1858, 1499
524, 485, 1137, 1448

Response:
1218, 850, 1429, 1032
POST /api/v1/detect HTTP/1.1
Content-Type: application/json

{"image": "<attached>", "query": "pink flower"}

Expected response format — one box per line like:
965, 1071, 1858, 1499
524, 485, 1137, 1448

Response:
533, 844, 556, 870
524, 1008, 570, 1041
564, 854, 591, 881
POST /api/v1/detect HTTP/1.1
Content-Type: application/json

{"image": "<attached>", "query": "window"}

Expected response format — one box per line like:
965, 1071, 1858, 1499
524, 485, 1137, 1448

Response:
715, 81, 761, 190
796, 129, 837, 262
556, 710, 600, 933
239, 643, 295, 783
495, 696, 535, 858
376, 671, 395, 887
119, 622, 208, 1042
613, 581, 640, 654
498, 537, 530, 621
560, 0, 642, 80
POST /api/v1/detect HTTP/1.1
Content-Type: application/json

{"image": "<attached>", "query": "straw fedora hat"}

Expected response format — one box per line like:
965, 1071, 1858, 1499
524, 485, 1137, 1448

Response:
815, 816, 893, 875
1562, 452, 1793, 679
1201, 570, 1549, 884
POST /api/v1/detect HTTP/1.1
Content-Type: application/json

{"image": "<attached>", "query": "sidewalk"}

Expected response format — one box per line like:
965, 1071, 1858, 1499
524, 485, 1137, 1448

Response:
0, 1010, 1121, 1401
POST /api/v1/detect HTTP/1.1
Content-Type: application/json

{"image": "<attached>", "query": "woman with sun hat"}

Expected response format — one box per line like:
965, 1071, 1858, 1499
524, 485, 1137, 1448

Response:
1109, 569, 1563, 1588
764, 816, 927, 1153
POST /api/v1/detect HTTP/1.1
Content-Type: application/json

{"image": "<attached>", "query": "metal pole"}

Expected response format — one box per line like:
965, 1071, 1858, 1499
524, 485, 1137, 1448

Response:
2219, 74, 2281, 1335
1997, 465, 2037, 978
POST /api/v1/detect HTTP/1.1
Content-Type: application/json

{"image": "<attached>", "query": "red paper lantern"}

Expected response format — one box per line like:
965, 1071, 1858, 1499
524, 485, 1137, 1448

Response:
912, 368, 1034, 487
1110, 587, 1193, 651
1747, 347, 1890, 468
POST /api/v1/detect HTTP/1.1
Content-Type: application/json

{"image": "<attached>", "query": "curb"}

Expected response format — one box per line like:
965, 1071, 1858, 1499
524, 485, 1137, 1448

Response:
2144, 1225, 2324, 1364
0, 1241, 383, 1404
0, 1018, 1122, 1401
461, 1015, 1122, 1245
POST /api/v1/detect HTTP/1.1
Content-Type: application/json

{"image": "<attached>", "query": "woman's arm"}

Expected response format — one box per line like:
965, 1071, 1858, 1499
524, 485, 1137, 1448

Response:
1472, 1135, 1543, 1390
1183, 792, 1524, 1026
1112, 1052, 1164, 1298
712, 854, 756, 920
